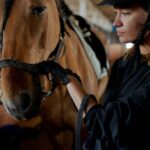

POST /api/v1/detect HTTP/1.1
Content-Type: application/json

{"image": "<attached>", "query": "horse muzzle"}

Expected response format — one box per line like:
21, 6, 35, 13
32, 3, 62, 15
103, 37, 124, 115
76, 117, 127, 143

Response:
2, 93, 41, 119
0, 59, 57, 119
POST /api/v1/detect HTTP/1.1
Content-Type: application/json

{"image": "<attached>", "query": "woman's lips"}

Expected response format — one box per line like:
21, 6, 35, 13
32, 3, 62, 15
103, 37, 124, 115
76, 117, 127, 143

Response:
117, 32, 124, 36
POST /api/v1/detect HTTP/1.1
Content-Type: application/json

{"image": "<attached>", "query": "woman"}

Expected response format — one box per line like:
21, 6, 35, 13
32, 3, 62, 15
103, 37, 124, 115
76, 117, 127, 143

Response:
45, 0, 150, 149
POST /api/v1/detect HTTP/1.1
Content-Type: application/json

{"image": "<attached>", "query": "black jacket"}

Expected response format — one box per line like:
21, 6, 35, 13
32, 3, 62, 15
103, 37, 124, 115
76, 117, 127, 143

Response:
84, 55, 150, 150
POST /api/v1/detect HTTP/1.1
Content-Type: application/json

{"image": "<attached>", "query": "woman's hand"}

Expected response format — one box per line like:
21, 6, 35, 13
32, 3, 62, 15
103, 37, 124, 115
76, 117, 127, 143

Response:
37, 61, 97, 112
37, 61, 76, 85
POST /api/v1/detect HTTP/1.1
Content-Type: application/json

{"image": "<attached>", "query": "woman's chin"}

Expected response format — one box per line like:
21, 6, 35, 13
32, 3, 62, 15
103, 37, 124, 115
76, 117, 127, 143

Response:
119, 38, 134, 44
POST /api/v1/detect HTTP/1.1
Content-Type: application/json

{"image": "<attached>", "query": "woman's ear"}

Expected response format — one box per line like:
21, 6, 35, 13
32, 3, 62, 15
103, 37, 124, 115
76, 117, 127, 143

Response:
143, 30, 150, 44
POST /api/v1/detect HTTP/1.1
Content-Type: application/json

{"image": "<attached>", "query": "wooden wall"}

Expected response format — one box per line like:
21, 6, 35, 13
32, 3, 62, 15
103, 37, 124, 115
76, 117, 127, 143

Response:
65, 0, 112, 32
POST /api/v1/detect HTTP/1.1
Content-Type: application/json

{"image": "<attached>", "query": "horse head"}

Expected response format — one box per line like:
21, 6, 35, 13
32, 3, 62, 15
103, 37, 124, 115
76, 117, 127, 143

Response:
0, 0, 64, 119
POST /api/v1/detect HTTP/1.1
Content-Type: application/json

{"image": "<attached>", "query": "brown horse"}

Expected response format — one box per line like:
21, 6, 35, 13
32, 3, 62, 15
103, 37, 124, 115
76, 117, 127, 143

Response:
0, 0, 108, 149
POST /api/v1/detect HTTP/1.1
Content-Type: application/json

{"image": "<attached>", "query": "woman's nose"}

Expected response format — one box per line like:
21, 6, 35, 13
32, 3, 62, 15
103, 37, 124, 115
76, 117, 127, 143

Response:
113, 15, 123, 27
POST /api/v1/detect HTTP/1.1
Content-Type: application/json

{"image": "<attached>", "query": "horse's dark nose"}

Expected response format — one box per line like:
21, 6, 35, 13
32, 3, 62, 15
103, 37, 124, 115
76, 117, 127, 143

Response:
20, 93, 31, 112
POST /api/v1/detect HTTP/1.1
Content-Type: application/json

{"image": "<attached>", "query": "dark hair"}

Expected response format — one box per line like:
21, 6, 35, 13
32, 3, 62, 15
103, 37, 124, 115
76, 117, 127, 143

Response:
100, 0, 149, 11
114, 2, 148, 11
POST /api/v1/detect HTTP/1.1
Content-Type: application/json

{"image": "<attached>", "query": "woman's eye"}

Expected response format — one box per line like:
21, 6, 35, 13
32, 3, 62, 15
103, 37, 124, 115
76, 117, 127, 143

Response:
122, 11, 130, 16
32, 6, 46, 15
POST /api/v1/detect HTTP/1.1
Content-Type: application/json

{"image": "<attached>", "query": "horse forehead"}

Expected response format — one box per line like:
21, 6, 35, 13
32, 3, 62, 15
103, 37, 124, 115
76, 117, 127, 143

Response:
5, 0, 51, 8
24, 0, 55, 6
9, 0, 59, 13
2, 0, 58, 21
1, 0, 59, 12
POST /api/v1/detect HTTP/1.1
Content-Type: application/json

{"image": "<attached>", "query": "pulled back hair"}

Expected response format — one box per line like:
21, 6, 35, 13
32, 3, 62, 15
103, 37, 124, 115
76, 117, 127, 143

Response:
100, 0, 149, 11
100, 0, 150, 64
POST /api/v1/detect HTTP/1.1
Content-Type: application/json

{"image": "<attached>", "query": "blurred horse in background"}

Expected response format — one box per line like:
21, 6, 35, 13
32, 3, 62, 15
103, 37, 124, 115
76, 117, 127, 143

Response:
0, 0, 109, 149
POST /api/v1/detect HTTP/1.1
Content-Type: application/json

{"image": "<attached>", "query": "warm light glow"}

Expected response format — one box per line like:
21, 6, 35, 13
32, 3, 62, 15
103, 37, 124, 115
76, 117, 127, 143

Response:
125, 43, 134, 49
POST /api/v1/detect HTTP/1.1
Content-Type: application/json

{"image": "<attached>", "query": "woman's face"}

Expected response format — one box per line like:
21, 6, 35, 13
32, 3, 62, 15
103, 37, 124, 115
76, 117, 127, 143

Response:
113, 6, 148, 43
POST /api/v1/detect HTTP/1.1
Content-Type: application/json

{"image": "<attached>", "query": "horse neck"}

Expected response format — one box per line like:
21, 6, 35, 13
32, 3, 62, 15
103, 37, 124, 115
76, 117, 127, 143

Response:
60, 24, 99, 97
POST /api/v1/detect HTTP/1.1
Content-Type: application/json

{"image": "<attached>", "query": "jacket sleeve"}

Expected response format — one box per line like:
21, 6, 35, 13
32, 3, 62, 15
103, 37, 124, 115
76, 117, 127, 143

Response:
84, 82, 150, 149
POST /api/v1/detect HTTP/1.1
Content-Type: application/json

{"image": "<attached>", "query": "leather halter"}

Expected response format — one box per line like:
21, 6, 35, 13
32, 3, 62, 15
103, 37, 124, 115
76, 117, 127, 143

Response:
0, 0, 66, 97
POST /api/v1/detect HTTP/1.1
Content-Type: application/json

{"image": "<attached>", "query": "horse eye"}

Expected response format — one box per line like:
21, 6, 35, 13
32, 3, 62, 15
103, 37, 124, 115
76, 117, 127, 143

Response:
32, 6, 46, 15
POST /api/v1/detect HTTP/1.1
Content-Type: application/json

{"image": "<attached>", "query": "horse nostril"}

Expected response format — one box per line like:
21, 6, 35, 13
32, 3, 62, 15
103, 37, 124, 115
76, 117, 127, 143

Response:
20, 93, 31, 112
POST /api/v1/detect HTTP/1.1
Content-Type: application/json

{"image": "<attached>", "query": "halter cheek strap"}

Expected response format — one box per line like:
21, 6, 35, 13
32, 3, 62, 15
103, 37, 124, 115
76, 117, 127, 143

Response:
0, 33, 3, 51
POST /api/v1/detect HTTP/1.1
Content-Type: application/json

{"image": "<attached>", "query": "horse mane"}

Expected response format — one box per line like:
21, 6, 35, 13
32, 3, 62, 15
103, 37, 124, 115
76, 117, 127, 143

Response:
56, 0, 73, 20
56, 0, 108, 71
